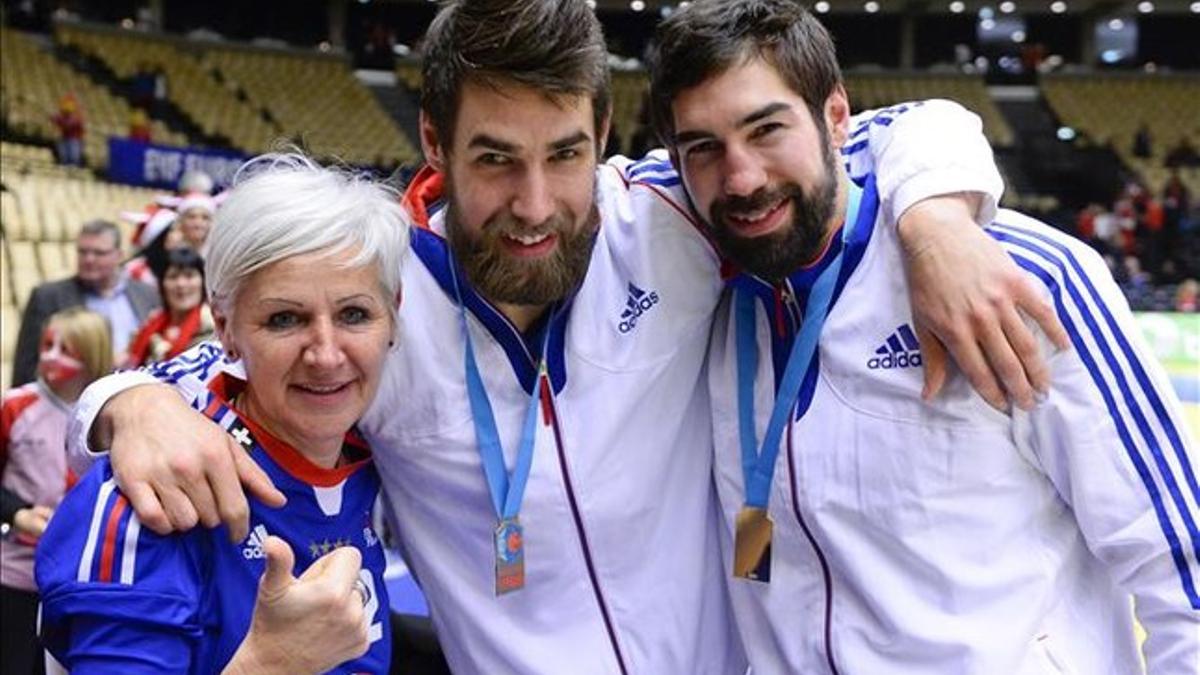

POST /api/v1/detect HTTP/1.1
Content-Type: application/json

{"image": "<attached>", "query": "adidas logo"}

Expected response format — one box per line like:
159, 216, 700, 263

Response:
868, 324, 923, 370
616, 282, 660, 334
242, 524, 269, 560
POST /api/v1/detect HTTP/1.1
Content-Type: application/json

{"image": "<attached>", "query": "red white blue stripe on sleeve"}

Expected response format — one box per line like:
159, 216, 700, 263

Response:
76, 478, 143, 585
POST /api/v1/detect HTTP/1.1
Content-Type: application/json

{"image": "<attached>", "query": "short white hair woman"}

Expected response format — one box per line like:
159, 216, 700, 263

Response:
37, 152, 409, 674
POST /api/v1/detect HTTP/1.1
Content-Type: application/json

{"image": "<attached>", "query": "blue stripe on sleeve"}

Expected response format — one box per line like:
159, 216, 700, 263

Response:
840, 139, 868, 157
145, 342, 225, 384
994, 228, 1200, 608
993, 223, 1200, 508
632, 175, 682, 187
627, 158, 675, 180
1008, 250, 1200, 609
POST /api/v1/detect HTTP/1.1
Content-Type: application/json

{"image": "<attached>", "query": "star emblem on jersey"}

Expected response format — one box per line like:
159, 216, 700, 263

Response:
867, 324, 923, 370
307, 537, 351, 558
616, 282, 660, 334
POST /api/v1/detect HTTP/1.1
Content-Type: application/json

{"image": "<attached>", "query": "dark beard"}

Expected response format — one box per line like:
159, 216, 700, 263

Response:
445, 188, 599, 307
708, 136, 839, 283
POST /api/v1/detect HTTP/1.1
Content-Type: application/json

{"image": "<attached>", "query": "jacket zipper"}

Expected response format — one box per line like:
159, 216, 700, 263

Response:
544, 375, 630, 675
777, 289, 840, 674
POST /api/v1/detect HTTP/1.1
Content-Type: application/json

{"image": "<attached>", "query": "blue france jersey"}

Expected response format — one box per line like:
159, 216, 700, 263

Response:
36, 374, 390, 674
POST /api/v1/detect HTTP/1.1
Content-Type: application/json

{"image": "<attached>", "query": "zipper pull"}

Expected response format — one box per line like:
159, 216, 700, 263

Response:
773, 287, 786, 338
539, 374, 553, 426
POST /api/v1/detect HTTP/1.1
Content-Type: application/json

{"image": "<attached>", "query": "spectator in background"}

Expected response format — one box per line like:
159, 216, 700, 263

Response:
1163, 169, 1190, 242
1, 307, 112, 675
1075, 202, 1099, 243
1165, 137, 1200, 169
174, 193, 217, 252
178, 169, 215, 197
1122, 254, 1153, 289
123, 171, 218, 286
11, 220, 159, 387
1132, 122, 1152, 159
124, 248, 214, 368
50, 93, 85, 166
152, 65, 168, 115
1135, 187, 1167, 281
124, 203, 179, 287
1092, 202, 1122, 254
131, 61, 156, 110
128, 107, 152, 144
1176, 279, 1199, 312
1113, 183, 1140, 256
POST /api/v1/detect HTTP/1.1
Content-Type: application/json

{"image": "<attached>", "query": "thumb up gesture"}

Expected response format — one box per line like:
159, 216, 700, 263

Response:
223, 536, 372, 674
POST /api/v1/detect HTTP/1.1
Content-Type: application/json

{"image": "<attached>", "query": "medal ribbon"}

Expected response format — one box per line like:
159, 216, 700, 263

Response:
451, 264, 548, 522
735, 181, 862, 509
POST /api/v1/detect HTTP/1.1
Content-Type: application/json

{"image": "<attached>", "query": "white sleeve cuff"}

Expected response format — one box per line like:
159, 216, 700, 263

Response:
67, 370, 169, 474
887, 166, 1002, 229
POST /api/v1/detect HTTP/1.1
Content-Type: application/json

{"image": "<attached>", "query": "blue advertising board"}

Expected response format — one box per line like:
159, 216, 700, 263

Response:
107, 137, 246, 190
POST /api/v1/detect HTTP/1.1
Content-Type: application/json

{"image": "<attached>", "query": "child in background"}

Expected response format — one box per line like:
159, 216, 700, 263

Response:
1, 308, 112, 675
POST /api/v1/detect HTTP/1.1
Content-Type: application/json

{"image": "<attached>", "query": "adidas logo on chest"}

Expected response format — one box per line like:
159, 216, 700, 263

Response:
616, 282, 660, 334
867, 323, 923, 369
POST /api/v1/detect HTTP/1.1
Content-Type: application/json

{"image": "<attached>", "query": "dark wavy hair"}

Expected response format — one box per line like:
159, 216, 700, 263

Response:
420, 0, 611, 149
648, 0, 842, 149
157, 247, 207, 310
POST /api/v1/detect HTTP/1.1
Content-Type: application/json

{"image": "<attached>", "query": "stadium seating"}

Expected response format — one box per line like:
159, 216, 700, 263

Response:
56, 23, 279, 155
204, 46, 417, 165
610, 70, 650, 156
1042, 72, 1200, 196
2, 27, 187, 168
52, 22, 418, 166
0, 142, 160, 379
844, 72, 1015, 148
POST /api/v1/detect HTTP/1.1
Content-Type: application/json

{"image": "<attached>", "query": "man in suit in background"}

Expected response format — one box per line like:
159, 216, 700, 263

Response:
12, 219, 159, 386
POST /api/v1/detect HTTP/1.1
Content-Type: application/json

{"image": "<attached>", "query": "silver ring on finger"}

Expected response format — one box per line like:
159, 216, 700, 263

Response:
353, 578, 370, 607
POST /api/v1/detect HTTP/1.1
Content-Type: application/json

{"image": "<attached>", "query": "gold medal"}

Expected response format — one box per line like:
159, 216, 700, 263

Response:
494, 518, 525, 595
733, 506, 773, 582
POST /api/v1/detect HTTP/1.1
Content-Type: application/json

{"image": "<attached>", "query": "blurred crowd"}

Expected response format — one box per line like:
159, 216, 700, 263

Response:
1075, 171, 1198, 312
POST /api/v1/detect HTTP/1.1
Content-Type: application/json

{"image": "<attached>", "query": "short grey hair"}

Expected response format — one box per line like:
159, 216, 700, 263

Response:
206, 153, 409, 322
78, 219, 122, 250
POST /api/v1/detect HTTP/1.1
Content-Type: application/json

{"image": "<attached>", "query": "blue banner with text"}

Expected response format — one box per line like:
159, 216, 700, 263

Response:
107, 138, 246, 190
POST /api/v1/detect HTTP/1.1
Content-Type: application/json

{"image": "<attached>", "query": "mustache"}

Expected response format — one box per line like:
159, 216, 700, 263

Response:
714, 184, 802, 220
481, 211, 572, 240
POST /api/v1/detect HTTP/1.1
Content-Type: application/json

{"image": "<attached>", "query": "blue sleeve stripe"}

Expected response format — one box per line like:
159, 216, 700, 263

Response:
1010, 249, 1200, 609
627, 158, 675, 180
993, 226, 1200, 608
633, 175, 682, 188
628, 164, 676, 178
847, 102, 918, 142
840, 139, 868, 157
993, 222, 1200, 507
144, 342, 225, 385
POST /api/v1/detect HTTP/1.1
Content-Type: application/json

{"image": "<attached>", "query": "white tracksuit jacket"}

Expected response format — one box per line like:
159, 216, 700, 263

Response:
72, 100, 1004, 673
708, 176, 1200, 674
